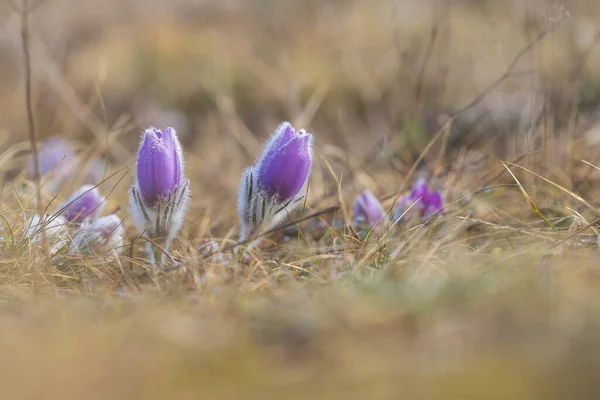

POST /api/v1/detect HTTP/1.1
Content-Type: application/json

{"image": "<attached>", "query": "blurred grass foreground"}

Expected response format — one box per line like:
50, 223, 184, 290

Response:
2, 0, 600, 398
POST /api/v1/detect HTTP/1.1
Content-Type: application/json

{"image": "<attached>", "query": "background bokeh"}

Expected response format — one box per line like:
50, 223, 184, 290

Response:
2, 0, 599, 223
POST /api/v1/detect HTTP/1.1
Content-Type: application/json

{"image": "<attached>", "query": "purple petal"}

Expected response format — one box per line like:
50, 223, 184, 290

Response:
354, 190, 385, 225
136, 127, 182, 207
423, 191, 444, 218
161, 127, 183, 182
265, 122, 296, 151
60, 185, 105, 223
408, 179, 430, 203
258, 125, 312, 201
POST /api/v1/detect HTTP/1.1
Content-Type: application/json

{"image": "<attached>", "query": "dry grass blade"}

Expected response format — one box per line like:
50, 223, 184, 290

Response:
321, 155, 350, 226
582, 159, 600, 172
503, 161, 600, 216
553, 213, 600, 248
500, 162, 557, 232
400, 118, 453, 194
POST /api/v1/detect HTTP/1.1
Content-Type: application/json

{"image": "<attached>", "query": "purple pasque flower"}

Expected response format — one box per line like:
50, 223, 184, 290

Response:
27, 137, 76, 193
135, 127, 183, 207
353, 189, 386, 226
69, 214, 124, 255
393, 179, 444, 222
28, 137, 75, 177
27, 138, 110, 192
58, 185, 105, 224
130, 127, 190, 264
409, 179, 429, 203
237, 122, 313, 241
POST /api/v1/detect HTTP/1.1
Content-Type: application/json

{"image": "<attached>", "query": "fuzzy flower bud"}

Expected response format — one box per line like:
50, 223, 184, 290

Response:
58, 185, 105, 224
135, 127, 182, 207
69, 214, 124, 255
130, 127, 189, 263
25, 214, 69, 254
353, 189, 386, 226
237, 122, 313, 241
257, 123, 312, 201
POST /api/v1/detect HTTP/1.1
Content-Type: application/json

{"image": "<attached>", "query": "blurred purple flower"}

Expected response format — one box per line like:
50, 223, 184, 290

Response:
28, 137, 75, 177
409, 179, 429, 203
394, 179, 444, 222
423, 191, 444, 218
130, 127, 189, 264
353, 189, 385, 226
27, 138, 111, 192
58, 185, 105, 224
27, 137, 76, 194
70, 214, 124, 255
238, 122, 313, 241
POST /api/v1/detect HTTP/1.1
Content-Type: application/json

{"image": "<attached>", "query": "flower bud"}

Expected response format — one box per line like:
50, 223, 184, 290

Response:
237, 122, 313, 241
25, 214, 69, 254
353, 190, 385, 226
136, 127, 183, 207
69, 214, 124, 255
257, 122, 312, 201
393, 179, 444, 223
58, 185, 105, 224
130, 127, 189, 263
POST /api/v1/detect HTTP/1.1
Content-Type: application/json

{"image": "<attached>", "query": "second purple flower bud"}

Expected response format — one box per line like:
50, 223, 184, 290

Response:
237, 122, 313, 241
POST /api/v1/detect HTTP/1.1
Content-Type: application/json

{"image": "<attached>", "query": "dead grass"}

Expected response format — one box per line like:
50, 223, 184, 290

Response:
0, 0, 600, 398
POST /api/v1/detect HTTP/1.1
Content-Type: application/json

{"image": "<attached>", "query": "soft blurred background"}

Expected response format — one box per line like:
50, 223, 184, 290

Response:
2, 0, 600, 398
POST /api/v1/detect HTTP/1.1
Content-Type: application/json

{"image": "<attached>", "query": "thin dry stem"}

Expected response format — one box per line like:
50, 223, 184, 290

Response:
20, 0, 51, 276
